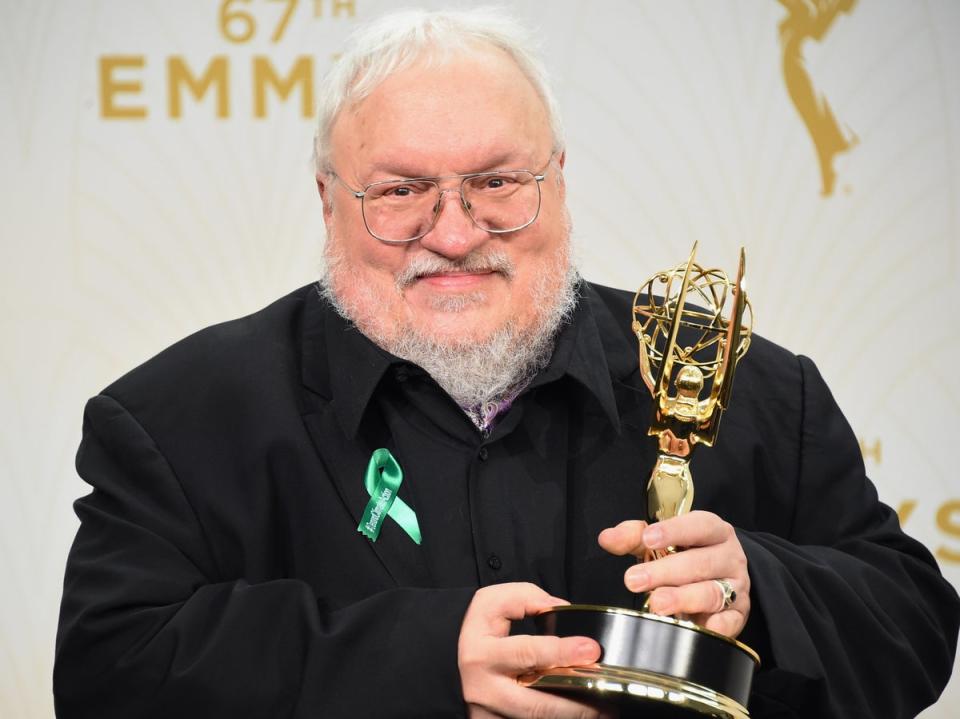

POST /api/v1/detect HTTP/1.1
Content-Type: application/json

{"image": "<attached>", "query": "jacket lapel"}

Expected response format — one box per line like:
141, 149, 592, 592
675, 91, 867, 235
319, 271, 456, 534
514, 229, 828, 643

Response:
301, 410, 433, 588
298, 289, 432, 588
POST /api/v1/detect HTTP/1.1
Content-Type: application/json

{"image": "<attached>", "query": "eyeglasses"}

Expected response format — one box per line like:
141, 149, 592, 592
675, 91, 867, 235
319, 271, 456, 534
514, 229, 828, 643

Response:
329, 155, 556, 244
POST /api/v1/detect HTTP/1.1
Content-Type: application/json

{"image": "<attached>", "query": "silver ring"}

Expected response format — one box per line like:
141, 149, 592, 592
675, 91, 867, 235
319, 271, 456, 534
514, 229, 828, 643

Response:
713, 579, 737, 611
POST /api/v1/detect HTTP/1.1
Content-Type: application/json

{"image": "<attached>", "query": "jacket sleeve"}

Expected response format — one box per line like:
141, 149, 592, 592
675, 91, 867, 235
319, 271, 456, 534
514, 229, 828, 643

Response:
54, 394, 474, 719
739, 356, 959, 718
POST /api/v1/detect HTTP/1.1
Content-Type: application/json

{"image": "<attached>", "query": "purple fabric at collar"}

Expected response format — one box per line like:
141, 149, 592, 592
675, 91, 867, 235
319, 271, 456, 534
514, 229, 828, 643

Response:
460, 381, 528, 434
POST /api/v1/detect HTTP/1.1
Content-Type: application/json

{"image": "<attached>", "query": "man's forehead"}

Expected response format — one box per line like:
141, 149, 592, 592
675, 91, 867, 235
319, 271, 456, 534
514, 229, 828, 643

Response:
360, 147, 536, 179
329, 48, 552, 178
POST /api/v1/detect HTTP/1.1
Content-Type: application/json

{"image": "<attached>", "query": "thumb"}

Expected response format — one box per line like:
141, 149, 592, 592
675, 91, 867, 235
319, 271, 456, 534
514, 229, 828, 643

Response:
491, 582, 570, 620
469, 583, 569, 637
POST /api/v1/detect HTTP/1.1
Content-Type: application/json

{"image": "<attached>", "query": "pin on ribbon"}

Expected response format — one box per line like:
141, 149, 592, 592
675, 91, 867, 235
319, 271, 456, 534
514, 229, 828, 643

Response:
357, 448, 421, 544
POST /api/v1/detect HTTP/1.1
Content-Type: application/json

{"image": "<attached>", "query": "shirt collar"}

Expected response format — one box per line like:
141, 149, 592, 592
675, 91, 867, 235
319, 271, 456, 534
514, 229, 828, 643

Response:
302, 281, 627, 438
527, 281, 622, 433
300, 286, 402, 437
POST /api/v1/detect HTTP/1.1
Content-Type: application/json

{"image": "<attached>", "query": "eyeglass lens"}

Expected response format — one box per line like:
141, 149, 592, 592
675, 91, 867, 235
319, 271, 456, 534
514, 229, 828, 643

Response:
361, 171, 542, 242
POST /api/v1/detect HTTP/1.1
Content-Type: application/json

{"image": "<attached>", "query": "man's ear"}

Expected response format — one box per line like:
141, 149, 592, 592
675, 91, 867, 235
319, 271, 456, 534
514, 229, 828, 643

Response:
555, 151, 566, 196
316, 175, 333, 220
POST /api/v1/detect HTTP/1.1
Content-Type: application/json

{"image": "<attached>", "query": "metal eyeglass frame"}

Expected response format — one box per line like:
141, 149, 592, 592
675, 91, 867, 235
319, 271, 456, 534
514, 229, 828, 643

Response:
328, 153, 558, 244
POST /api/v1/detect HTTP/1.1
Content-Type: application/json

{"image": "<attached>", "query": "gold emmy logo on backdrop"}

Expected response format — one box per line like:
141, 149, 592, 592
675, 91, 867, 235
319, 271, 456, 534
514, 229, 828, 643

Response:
526, 244, 759, 718
778, 0, 859, 196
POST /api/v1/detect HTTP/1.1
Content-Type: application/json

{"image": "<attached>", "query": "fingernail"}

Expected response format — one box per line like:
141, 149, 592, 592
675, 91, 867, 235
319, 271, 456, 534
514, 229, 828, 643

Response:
625, 566, 649, 591
644, 526, 663, 547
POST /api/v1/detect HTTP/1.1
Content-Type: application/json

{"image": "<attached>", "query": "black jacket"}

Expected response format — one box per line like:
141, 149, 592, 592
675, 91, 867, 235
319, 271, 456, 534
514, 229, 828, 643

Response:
55, 282, 959, 717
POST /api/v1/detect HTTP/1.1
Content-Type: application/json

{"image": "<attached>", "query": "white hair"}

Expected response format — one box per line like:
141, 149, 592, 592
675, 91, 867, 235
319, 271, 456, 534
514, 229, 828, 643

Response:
312, 7, 564, 173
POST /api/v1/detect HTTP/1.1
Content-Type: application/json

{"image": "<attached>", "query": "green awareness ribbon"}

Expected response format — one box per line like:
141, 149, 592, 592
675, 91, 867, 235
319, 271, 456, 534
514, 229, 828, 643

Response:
357, 448, 422, 544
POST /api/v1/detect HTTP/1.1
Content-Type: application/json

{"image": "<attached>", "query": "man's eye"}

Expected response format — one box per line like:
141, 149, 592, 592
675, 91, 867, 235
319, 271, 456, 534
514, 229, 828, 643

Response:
475, 175, 514, 191
377, 181, 432, 199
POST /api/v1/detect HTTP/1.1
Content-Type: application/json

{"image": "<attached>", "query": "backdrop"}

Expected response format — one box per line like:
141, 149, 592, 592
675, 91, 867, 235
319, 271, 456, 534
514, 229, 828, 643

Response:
2, 1, 958, 716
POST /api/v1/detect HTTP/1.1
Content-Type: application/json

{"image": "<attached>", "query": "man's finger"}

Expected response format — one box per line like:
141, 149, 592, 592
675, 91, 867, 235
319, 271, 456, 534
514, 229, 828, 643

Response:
473, 582, 570, 629
642, 511, 732, 551
624, 545, 733, 592
598, 520, 648, 556
645, 579, 744, 617
489, 634, 602, 674
702, 609, 747, 638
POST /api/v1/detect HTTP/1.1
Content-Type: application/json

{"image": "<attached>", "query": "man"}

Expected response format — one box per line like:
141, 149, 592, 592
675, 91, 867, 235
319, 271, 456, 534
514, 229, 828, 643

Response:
55, 8, 958, 718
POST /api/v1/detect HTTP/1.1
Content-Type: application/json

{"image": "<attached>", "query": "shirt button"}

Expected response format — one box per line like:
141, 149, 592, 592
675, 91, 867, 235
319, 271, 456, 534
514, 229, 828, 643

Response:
395, 367, 409, 383
478, 447, 489, 461
487, 554, 502, 570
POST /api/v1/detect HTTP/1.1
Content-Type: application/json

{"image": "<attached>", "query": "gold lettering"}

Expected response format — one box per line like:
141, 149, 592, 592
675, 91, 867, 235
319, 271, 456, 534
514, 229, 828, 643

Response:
935, 500, 960, 564
314, 0, 355, 17
167, 56, 230, 119
269, 0, 299, 42
219, 0, 256, 43
859, 437, 881, 465
333, 0, 356, 16
252, 56, 313, 118
896, 499, 917, 527
99, 56, 147, 119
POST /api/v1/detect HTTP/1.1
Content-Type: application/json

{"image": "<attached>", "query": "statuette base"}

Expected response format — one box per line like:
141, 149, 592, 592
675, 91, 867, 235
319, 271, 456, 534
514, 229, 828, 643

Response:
523, 604, 758, 718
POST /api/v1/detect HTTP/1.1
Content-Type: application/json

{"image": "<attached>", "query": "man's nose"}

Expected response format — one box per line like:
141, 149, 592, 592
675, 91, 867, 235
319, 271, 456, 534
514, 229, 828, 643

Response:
418, 188, 489, 258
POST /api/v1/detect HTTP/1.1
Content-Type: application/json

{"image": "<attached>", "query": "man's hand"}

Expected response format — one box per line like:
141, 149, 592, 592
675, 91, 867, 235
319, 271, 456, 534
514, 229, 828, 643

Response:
458, 582, 615, 719
598, 512, 750, 638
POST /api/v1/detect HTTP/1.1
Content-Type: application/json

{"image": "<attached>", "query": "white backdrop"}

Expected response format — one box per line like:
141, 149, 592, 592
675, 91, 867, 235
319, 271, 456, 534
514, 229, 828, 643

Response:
2, 1, 958, 716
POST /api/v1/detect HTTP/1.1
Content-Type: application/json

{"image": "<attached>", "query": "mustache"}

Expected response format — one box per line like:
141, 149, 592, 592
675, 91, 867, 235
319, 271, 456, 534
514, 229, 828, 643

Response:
395, 250, 516, 290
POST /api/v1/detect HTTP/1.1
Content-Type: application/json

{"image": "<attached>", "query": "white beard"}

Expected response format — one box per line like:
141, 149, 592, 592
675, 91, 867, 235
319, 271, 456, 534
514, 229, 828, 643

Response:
319, 237, 579, 408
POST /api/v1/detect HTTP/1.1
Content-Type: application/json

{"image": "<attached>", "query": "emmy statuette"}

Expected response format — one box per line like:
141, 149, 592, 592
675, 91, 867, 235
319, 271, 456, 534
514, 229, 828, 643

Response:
523, 244, 759, 718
